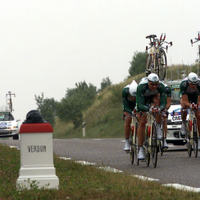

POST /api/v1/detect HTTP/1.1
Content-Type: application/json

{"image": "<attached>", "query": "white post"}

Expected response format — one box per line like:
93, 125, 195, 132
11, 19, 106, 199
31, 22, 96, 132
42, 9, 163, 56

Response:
82, 122, 86, 137
16, 123, 59, 190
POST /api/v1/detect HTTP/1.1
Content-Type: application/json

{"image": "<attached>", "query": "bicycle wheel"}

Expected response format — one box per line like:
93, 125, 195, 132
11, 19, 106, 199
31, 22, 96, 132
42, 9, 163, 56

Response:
193, 118, 198, 158
144, 143, 150, 167
159, 139, 164, 156
133, 128, 138, 165
187, 142, 192, 157
146, 54, 154, 74
151, 123, 158, 168
159, 122, 164, 156
158, 49, 167, 80
130, 145, 134, 165
141, 138, 149, 167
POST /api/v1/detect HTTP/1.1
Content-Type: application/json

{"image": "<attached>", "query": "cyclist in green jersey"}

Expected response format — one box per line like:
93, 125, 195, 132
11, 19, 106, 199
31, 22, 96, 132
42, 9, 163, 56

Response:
122, 80, 138, 151
136, 73, 166, 159
180, 72, 200, 149
162, 84, 171, 148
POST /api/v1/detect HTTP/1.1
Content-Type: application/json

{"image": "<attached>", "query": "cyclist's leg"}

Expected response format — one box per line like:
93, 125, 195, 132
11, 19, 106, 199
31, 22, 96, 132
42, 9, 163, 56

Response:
137, 112, 147, 159
137, 112, 147, 146
197, 95, 200, 137
152, 93, 161, 123
152, 94, 162, 139
124, 112, 132, 138
152, 93, 160, 108
197, 111, 200, 135
163, 116, 168, 148
195, 109, 200, 149
123, 111, 132, 151
163, 117, 167, 138
180, 97, 188, 135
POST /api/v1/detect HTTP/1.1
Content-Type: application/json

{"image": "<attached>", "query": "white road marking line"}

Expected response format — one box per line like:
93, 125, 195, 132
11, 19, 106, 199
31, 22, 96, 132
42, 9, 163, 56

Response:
58, 156, 200, 193
98, 166, 123, 173
75, 161, 96, 165
59, 156, 72, 160
93, 139, 102, 141
133, 175, 159, 182
163, 183, 200, 192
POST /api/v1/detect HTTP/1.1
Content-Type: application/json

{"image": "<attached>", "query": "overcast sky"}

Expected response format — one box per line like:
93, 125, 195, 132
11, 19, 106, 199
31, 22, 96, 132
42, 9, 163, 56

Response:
0, 0, 200, 121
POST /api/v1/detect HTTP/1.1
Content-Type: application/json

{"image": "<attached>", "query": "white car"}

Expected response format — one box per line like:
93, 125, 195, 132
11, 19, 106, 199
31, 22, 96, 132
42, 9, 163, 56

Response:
166, 80, 188, 145
0, 111, 20, 140
167, 105, 187, 145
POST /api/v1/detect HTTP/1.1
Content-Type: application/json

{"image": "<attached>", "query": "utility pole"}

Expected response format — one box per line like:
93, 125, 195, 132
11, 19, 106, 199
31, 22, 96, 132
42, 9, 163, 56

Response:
6, 91, 15, 113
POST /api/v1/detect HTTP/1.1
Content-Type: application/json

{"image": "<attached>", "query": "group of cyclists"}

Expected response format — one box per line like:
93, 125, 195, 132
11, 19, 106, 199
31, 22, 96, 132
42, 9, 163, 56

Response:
122, 71, 200, 160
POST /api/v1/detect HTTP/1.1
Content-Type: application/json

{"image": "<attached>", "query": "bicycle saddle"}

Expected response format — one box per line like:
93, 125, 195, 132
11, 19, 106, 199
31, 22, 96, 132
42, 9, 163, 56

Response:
146, 34, 157, 39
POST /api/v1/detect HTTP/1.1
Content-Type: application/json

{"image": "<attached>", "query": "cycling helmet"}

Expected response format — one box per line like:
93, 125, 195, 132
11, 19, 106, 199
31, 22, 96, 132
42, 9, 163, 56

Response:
148, 73, 159, 83
129, 80, 138, 97
188, 72, 198, 84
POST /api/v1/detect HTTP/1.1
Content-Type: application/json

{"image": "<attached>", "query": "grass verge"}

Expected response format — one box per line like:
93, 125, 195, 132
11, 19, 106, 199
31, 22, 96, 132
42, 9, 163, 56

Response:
1, 144, 200, 199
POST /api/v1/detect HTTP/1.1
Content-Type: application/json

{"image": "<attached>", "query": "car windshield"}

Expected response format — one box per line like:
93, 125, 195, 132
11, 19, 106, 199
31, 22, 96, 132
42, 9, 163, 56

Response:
0, 112, 14, 121
171, 88, 180, 105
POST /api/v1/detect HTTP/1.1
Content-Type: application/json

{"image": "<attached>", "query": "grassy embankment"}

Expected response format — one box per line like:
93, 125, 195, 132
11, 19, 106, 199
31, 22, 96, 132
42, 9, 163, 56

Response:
1, 144, 200, 199
53, 64, 198, 139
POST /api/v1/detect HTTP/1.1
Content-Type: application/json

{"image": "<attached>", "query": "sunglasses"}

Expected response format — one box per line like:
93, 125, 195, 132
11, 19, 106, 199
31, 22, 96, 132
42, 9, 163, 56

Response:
149, 83, 158, 86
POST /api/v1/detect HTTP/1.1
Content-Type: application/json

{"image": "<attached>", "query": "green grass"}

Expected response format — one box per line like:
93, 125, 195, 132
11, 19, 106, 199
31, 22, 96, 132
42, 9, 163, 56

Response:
1, 144, 200, 199
53, 64, 200, 139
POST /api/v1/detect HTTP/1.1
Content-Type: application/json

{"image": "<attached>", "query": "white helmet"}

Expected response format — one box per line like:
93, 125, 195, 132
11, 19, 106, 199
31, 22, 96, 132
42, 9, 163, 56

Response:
188, 72, 198, 84
129, 80, 138, 97
147, 73, 159, 83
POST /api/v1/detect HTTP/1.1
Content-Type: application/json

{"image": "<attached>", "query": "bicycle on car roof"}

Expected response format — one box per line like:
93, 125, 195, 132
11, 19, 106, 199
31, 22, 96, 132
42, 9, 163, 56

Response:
145, 34, 172, 80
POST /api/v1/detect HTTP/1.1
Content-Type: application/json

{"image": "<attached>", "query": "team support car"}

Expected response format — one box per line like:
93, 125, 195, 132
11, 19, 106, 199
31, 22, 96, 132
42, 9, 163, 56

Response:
166, 80, 187, 145
0, 111, 20, 140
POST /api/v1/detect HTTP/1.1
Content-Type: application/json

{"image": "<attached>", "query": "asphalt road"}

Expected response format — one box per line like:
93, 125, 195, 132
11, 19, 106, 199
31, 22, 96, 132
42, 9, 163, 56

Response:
1, 138, 200, 188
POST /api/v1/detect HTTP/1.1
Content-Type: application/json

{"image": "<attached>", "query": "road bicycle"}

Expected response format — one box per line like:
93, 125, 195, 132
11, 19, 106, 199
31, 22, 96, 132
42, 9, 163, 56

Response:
190, 32, 200, 75
158, 115, 165, 156
159, 111, 169, 156
190, 32, 200, 45
145, 34, 172, 80
185, 106, 199, 158
129, 111, 138, 165
137, 108, 160, 168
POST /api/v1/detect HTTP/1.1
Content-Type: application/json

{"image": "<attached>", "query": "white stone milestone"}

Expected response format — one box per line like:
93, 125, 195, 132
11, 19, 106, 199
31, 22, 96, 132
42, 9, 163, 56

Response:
16, 123, 59, 189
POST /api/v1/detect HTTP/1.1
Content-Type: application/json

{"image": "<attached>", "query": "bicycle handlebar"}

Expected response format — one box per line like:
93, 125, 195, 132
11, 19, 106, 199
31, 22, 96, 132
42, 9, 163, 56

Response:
145, 33, 172, 51
191, 38, 199, 45
190, 32, 200, 45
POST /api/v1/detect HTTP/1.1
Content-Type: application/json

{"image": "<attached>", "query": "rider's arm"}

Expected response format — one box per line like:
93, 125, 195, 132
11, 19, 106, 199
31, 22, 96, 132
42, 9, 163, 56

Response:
180, 81, 191, 107
136, 84, 150, 112
166, 97, 171, 110
165, 86, 171, 110
181, 94, 191, 107
122, 87, 135, 114
159, 83, 167, 111
197, 83, 200, 105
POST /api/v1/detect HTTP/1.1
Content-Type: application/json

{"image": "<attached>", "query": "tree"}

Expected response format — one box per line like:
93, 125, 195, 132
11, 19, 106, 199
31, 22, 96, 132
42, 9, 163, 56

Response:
100, 77, 112, 91
129, 51, 147, 76
57, 81, 97, 128
35, 93, 57, 127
